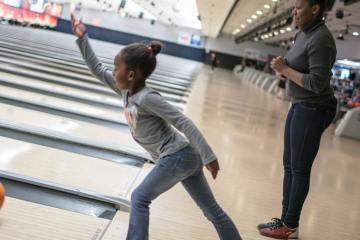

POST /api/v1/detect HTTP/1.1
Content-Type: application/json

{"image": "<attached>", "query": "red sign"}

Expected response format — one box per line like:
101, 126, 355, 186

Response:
0, 0, 62, 27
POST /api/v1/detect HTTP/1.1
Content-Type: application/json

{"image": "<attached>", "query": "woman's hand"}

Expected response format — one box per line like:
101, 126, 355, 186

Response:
71, 13, 87, 38
276, 71, 286, 80
271, 56, 288, 74
205, 160, 220, 179
272, 57, 304, 87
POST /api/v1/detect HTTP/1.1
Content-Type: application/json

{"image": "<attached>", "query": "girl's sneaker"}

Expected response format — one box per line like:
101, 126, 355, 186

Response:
259, 223, 299, 239
257, 218, 283, 230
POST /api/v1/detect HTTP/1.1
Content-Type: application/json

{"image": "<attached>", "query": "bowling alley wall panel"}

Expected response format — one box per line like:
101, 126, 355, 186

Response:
54, 18, 207, 62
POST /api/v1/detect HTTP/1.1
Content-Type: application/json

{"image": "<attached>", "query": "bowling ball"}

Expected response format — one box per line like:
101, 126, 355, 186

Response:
0, 182, 5, 209
355, 102, 360, 107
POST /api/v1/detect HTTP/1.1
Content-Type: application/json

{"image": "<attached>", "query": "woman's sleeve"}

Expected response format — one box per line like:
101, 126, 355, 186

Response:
301, 34, 337, 94
76, 34, 123, 97
142, 92, 217, 165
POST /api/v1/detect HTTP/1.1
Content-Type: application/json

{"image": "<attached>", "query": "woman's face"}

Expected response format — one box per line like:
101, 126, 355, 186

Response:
292, 0, 320, 29
113, 57, 134, 90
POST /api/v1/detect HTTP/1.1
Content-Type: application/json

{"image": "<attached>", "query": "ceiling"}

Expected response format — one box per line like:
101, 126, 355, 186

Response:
262, 0, 360, 46
65, 0, 202, 30
131, 0, 202, 29
322, 1, 360, 39
196, 0, 236, 37
61, 0, 360, 40
222, 0, 281, 35
224, 0, 360, 44
64, 0, 237, 37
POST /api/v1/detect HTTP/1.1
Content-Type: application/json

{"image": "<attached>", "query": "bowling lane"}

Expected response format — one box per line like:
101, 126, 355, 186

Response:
0, 39, 84, 66
0, 34, 199, 81
0, 198, 111, 240
0, 50, 191, 95
0, 71, 186, 110
0, 85, 126, 124
0, 137, 147, 198
0, 102, 146, 155
0, 61, 116, 97
0, 54, 97, 84
0, 70, 124, 108
0, 47, 188, 92
0, 43, 193, 88
0, 42, 88, 72
0, 33, 199, 82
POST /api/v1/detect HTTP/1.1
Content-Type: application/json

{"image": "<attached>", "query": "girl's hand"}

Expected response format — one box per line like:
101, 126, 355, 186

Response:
271, 56, 288, 74
206, 160, 220, 179
71, 13, 87, 38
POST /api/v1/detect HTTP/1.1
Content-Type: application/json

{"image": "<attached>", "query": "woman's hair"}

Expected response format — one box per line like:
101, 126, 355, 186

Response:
116, 41, 163, 79
307, 0, 332, 17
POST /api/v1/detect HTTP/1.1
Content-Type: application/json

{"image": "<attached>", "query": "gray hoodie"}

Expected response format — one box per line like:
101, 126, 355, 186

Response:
76, 34, 217, 165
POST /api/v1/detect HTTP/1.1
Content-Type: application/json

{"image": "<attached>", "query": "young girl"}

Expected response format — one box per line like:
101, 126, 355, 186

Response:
71, 15, 241, 240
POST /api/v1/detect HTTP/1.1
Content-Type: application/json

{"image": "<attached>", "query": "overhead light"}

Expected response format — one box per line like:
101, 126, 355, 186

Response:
353, 32, 359, 36
286, 27, 292, 31
247, 18, 252, 23
264, 34, 269, 38
268, 33, 273, 37
252, 15, 257, 19
264, 4, 270, 9
272, 0, 278, 2
274, 31, 279, 35
241, 24, 246, 28
280, 29, 286, 34
232, 28, 241, 35
256, 10, 263, 15
254, 37, 259, 41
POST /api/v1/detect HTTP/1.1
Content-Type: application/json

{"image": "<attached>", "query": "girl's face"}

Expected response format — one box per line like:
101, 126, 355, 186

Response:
292, 0, 320, 29
112, 57, 135, 90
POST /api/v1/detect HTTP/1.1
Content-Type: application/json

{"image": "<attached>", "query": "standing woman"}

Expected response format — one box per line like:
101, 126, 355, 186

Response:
258, 0, 337, 239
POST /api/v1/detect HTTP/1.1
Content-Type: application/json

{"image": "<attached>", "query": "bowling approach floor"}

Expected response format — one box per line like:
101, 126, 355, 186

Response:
132, 68, 359, 240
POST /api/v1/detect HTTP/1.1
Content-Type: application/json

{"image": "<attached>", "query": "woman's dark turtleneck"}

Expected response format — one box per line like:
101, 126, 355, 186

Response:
285, 16, 337, 103
301, 16, 324, 33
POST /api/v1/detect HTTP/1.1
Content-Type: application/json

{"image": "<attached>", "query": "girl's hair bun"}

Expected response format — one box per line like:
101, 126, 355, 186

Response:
149, 41, 162, 56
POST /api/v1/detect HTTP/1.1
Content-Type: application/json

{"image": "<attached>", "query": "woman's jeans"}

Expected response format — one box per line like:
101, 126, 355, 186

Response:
281, 98, 337, 228
126, 145, 242, 240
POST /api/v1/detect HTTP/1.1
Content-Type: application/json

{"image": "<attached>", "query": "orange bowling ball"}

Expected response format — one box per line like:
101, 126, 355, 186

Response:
0, 182, 5, 209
